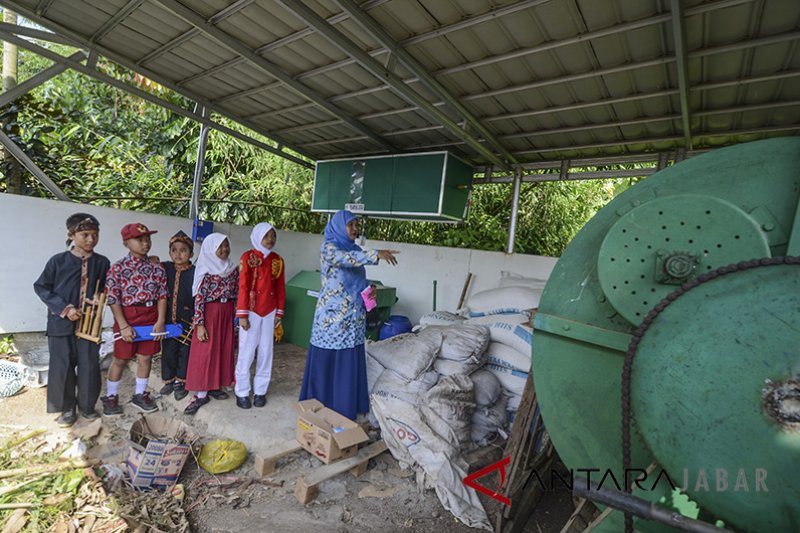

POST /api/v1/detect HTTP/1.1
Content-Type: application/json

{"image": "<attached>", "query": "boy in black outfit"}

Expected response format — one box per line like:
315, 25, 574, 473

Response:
33, 213, 110, 427
159, 230, 195, 401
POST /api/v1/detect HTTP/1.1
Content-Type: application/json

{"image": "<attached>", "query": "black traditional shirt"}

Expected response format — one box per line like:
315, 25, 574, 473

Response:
33, 251, 111, 337
162, 261, 195, 325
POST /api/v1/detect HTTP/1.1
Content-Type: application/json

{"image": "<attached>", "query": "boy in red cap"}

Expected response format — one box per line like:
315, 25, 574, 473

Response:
101, 222, 168, 415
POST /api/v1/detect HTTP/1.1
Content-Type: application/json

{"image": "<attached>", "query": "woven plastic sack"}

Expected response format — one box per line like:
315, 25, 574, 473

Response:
198, 439, 248, 474
0, 361, 24, 398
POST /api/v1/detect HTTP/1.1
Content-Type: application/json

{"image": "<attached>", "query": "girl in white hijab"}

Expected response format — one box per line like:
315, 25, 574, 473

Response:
234, 222, 286, 409
184, 233, 238, 415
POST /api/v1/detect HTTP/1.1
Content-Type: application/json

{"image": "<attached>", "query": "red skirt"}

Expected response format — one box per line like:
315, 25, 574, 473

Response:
186, 302, 235, 392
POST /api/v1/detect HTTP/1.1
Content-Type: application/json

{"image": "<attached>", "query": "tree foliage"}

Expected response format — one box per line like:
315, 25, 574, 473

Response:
1, 35, 648, 257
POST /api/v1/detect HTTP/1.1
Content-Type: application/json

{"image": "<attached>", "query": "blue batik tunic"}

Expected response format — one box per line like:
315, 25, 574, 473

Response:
309, 243, 379, 349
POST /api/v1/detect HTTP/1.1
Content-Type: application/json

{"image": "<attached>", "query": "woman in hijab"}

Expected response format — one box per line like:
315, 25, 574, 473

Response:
299, 210, 398, 420
234, 222, 285, 409
184, 233, 238, 415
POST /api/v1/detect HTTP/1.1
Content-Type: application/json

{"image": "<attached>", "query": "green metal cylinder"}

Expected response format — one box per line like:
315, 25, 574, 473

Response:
532, 137, 800, 532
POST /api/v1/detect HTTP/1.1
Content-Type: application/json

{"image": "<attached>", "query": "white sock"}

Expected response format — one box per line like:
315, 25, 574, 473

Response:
196, 391, 208, 399
106, 380, 120, 396
135, 377, 149, 395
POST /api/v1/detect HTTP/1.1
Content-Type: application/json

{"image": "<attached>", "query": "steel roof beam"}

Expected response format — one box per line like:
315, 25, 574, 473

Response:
410, 124, 799, 158
90, 0, 145, 43
0, 128, 69, 200
201, 0, 554, 106
34, 0, 53, 16
0, 0, 317, 164
277, 0, 508, 170
246, 101, 317, 121
670, 0, 693, 149
154, 0, 395, 151
138, 0, 255, 66
334, 0, 517, 166
174, 0, 389, 87
360, 96, 798, 140
0, 20, 77, 46
477, 168, 659, 184
205, 0, 748, 110
0, 29, 314, 170
0, 49, 84, 107
328, 29, 799, 110
318, 0, 755, 106
352, 68, 800, 127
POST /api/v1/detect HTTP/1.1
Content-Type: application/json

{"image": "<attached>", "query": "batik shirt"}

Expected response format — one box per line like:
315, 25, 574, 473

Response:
309, 243, 379, 350
193, 270, 238, 326
106, 254, 168, 306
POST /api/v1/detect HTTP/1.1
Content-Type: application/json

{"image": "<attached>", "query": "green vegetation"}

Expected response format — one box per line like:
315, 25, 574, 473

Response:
0, 29, 648, 257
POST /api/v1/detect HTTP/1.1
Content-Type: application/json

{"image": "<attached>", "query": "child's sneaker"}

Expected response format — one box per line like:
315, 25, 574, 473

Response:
56, 410, 77, 427
159, 380, 175, 395
101, 395, 123, 416
173, 381, 188, 401
131, 391, 158, 412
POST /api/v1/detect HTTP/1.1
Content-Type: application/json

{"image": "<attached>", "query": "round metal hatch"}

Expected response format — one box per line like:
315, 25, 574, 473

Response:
597, 194, 770, 324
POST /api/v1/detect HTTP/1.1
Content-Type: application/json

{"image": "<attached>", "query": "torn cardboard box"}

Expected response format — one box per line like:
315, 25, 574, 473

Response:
127, 415, 198, 490
294, 399, 369, 464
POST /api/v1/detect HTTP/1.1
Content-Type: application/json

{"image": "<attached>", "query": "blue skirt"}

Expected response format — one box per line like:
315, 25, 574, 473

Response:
299, 343, 369, 421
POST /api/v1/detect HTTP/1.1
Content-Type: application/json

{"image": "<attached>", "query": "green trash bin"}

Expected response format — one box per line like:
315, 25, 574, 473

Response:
283, 270, 396, 348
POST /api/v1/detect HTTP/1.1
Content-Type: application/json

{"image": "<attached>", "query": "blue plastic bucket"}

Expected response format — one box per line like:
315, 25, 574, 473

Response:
378, 315, 412, 340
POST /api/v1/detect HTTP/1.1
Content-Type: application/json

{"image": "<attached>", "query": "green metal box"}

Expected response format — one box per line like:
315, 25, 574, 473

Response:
283, 270, 396, 348
311, 151, 473, 222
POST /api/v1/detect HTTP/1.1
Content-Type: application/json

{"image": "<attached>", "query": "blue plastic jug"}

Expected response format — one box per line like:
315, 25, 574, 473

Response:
378, 315, 412, 340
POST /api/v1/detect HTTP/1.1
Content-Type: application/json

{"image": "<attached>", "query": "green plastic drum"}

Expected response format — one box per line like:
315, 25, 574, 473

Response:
532, 137, 800, 532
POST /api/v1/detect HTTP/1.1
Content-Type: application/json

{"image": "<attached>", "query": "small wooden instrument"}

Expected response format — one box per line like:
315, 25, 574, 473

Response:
75, 280, 107, 344
177, 319, 194, 346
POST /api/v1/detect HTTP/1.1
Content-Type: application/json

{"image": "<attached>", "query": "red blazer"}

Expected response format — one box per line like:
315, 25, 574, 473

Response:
236, 250, 286, 318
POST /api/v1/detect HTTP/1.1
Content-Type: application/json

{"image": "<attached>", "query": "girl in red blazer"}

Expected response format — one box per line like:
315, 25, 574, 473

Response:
234, 222, 286, 408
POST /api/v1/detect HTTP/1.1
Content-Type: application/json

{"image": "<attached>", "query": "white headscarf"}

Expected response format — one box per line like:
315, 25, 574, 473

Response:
250, 222, 275, 257
192, 233, 237, 295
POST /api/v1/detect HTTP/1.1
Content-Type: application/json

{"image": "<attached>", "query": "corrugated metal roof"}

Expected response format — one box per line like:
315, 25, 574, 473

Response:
0, 0, 797, 172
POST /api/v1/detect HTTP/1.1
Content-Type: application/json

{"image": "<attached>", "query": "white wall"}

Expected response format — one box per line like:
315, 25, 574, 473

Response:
0, 193, 557, 333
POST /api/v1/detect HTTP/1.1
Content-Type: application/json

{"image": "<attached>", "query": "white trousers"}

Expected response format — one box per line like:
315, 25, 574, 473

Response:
235, 310, 275, 397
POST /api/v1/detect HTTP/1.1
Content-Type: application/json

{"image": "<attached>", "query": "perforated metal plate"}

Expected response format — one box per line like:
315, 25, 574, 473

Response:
597, 194, 770, 324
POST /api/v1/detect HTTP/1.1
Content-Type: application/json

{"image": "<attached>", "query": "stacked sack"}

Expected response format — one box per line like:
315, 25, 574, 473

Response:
365, 329, 443, 427
463, 271, 544, 422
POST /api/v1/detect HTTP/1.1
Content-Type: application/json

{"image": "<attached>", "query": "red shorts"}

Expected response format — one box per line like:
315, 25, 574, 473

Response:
113, 305, 161, 360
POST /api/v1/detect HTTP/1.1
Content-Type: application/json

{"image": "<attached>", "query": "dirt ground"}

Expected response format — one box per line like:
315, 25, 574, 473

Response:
1, 334, 575, 533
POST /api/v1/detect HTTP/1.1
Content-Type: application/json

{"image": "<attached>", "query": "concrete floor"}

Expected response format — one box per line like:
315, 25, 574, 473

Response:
155, 341, 310, 458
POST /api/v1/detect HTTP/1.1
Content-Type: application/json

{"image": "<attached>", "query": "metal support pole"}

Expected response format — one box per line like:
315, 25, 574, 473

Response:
0, 128, 69, 200
506, 169, 522, 254
189, 105, 210, 221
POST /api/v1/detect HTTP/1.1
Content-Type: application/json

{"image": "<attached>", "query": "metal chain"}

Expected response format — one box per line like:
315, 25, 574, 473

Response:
620, 256, 800, 533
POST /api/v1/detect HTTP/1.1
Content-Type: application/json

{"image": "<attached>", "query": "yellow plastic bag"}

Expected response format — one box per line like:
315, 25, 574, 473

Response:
274, 322, 284, 343
197, 439, 248, 474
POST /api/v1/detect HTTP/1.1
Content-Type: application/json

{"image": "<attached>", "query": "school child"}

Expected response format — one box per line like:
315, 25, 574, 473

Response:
234, 222, 285, 409
159, 230, 195, 401
184, 233, 238, 415
102, 223, 168, 415
33, 213, 110, 427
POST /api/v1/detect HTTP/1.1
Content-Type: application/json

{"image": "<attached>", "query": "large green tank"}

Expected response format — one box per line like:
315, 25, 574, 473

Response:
532, 137, 800, 532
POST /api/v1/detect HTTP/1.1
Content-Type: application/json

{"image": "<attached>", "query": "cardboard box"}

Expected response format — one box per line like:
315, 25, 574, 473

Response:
126, 415, 197, 490
294, 399, 369, 464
